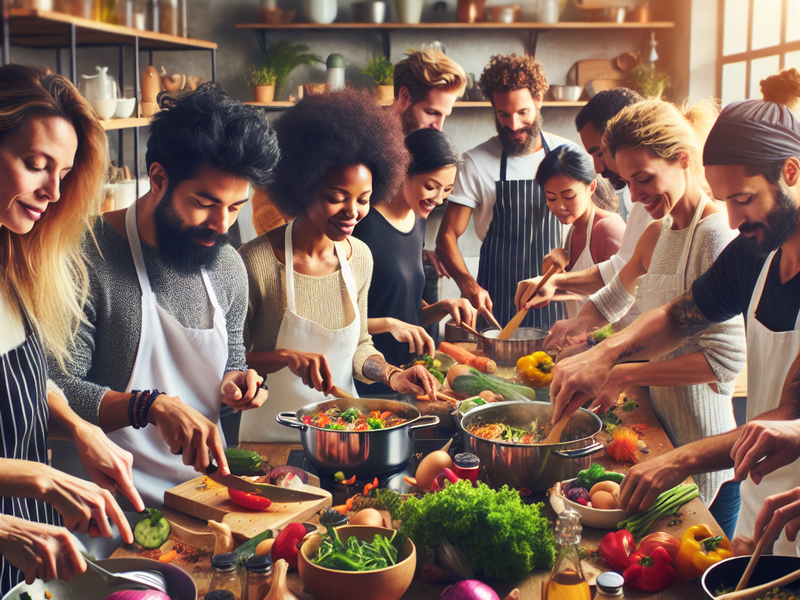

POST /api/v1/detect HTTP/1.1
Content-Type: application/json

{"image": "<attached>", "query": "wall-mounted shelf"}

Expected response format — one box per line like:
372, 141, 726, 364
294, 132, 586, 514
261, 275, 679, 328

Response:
100, 117, 151, 131
235, 21, 675, 30
243, 99, 588, 110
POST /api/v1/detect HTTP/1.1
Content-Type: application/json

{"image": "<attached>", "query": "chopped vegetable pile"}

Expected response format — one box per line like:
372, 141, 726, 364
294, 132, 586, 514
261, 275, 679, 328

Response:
716, 587, 799, 600
396, 479, 555, 580
301, 406, 408, 431
466, 419, 548, 444
312, 525, 404, 571
407, 354, 446, 384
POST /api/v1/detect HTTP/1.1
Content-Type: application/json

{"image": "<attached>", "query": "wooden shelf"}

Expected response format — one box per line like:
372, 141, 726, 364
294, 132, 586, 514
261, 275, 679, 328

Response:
9, 8, 217, 50
235, 21, 675, 30
244, 99, 587, 110
100, 117, 151, 130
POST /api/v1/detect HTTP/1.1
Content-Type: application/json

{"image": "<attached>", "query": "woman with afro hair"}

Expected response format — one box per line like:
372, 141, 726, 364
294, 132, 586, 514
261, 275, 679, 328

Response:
239, 88, 439, 442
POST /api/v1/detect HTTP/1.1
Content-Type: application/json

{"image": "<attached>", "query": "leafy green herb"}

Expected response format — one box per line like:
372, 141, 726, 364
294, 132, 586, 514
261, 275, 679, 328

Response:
366, 418, 385, 429
396, 480, 555, 580
312, 525, 398, 571
622, 399, 639, 412
601, 407, 622, 431
340, 408, 360, 423
362, 55, 394, 85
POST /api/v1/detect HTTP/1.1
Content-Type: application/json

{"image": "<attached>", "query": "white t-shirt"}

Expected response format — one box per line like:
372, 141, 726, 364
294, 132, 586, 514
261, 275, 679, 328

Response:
449, 133, 576, 241
598, 200, 652, 284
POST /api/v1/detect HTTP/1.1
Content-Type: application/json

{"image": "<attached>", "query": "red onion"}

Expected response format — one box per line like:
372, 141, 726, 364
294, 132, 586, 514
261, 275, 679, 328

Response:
440, 580, 501, 600
103, 591, 171, 600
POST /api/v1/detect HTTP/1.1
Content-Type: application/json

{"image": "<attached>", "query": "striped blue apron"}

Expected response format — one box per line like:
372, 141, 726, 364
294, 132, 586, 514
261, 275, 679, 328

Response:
0, 322, 61, 594
476, 135, 565, 329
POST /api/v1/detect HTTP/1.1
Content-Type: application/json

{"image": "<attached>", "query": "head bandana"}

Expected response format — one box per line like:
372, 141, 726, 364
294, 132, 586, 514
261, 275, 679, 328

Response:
704, 99, 800, 165
405, 128, 459, 174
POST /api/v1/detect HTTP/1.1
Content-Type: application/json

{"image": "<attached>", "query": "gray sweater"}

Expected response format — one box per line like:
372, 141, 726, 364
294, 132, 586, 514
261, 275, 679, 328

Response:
48, 218, 248, 425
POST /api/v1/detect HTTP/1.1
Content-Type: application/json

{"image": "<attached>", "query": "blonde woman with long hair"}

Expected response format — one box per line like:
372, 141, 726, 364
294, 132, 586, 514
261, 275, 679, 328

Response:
0, 64, 142, 593
526, 99, 747, 536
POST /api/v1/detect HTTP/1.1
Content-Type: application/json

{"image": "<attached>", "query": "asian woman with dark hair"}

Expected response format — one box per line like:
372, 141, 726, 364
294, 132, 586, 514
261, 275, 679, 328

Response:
532, 145, 625, 318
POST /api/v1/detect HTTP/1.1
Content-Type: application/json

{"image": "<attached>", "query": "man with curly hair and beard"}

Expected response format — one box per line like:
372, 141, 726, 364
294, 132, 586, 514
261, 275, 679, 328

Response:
436, 53, 584, 330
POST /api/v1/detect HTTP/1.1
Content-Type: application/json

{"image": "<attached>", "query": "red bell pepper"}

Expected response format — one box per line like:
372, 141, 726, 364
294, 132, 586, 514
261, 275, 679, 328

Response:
622, 547, 677, 592
227, 488, 272, 511
599, 529, 636, 572
272, 522, 308, 569
363, 477, 379, 496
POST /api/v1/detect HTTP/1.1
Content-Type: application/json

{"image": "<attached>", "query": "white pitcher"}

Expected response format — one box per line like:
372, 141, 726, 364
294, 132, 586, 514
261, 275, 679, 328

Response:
304, 0, 337, 23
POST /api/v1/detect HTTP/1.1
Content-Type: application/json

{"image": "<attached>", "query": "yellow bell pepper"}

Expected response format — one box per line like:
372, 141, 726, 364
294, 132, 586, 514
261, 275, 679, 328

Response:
515, 351, 554, 387
674, 524, 733, 581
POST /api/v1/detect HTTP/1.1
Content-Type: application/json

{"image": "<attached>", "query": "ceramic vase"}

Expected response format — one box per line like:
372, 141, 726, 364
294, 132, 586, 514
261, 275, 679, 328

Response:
303, 0, 337, 24
253, 85, 275, 103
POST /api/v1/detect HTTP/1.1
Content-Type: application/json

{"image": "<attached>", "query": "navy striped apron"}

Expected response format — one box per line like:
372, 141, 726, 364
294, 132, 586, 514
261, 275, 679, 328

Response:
0, 324, 61, 594
476, 135, 565, 329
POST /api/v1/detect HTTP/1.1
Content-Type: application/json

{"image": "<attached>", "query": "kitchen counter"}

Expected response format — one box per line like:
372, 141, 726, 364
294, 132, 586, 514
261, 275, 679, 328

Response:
112, 385, 723, 599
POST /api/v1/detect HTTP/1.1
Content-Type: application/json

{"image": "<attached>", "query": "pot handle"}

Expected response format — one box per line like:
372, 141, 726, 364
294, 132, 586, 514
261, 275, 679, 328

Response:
408, 415, 440, 433
553, 442, 604, 459
276, 412, 307, 430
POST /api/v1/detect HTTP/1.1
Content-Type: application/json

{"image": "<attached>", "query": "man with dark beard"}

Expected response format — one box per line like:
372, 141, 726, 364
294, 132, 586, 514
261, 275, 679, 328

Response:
436, 53, 584, 329
48, 84, 279, 508
548, 99, 800, 556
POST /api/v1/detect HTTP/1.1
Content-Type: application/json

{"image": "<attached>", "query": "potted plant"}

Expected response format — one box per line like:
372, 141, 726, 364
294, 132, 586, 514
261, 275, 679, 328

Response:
262, 40, 323, 100
362, 55, 394, 103
247, 64, 278, 104
629, 64, 671, 99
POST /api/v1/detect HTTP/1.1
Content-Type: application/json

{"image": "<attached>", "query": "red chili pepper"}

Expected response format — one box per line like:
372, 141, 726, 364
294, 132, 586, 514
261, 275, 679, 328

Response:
343, 474, 357, 486
363, 477, 379, 496
599, 529, 636, 572
622, 547, 677, 592
272, 522, 307, 569
379, 411, 393, 420
370, 411, 381, 419
227, 488, 272, 511
345, 496, 355, 511
430, 468, 460, 492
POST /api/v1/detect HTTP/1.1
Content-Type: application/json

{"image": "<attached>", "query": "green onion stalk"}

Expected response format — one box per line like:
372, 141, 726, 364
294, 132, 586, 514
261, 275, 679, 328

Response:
617, 483, 699, 539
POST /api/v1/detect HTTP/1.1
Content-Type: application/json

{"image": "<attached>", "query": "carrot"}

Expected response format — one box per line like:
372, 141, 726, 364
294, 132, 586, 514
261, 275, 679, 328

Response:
403, 475, 417, 486
330, 504, 348, 515
158, 549, 178, 563
438, 341, 497, 373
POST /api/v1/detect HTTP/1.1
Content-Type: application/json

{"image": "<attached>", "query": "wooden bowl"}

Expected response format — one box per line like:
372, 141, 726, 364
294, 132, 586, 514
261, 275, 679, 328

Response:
298, 525, 416, 600
255, 7, 284, 23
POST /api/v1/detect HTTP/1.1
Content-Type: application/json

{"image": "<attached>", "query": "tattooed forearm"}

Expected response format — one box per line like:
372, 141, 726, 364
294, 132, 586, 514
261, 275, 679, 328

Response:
672, 289, 713, 338
362, 356, 389, 384
619, 342, 647, 360
783, 361, 800, 420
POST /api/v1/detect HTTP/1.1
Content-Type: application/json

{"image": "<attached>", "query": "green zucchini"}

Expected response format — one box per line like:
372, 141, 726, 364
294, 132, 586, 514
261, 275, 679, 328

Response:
233, 528, 272, 563
225, 447, 265, 476
133, 508, 170, 549
451, 367, 550, 402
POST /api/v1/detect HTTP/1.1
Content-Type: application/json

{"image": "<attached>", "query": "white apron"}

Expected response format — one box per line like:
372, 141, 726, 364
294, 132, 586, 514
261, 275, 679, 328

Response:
238, 220, 360, 443
640, 199, 736, 506
564, 207, 596, 319
106, 201, 229, 506
733, 250, 800, 555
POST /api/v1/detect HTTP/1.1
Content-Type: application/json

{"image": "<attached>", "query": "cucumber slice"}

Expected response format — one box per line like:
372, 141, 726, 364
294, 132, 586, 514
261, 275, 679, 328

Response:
133, 508, 171, 549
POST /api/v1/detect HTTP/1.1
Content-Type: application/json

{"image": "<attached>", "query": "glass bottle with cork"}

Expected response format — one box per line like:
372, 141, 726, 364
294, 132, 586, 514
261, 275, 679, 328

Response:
546, 508, 591, 600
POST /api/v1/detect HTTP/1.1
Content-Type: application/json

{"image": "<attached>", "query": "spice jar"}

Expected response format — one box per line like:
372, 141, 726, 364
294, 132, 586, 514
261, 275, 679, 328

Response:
244, 554, 272, 600
208, 552, 241, 600
159, 0, 178, 36
595, 572, 624, 598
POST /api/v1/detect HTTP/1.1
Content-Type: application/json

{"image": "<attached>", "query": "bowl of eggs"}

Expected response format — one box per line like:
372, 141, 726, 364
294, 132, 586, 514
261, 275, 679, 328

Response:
551, 478, 626, 529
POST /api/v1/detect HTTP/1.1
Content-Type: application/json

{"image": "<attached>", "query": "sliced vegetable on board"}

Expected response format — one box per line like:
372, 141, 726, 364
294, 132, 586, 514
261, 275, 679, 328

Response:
227, 488, 273, 512
674, 524, 733, 581
133, 508, 170, 549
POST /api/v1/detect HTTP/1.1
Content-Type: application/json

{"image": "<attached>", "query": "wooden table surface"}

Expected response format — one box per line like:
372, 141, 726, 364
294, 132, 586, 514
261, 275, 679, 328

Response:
112, 385, 721, 600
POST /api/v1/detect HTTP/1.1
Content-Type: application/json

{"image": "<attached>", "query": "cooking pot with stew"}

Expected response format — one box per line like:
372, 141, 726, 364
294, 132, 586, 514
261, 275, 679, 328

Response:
277, 397, 439, 477
459, 401, 603, 491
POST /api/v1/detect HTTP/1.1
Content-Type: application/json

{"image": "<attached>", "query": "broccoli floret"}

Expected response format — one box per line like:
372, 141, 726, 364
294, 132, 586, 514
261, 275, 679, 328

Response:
340, 408, 361, 423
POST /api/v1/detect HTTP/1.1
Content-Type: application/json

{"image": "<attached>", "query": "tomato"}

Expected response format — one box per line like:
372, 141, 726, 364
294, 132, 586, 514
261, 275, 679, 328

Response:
637, 532, 681, 561
227, 488, 272, 511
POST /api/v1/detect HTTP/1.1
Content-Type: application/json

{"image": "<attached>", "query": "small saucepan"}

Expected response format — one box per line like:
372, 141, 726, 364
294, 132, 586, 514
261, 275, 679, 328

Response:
477, 327, 548, 365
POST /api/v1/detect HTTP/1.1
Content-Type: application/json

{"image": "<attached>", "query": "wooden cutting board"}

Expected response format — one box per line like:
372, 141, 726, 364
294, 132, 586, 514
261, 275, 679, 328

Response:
164, 477, 332, 540
574, 58, 626, 87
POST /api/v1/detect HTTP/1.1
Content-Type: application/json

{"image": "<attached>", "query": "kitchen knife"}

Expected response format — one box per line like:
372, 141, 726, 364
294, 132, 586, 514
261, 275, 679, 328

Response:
205, 460, 327, 503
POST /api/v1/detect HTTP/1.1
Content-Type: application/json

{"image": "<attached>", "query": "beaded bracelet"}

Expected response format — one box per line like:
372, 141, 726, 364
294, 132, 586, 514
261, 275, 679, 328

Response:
138, 389, 161, 428
128, 390, 142, 429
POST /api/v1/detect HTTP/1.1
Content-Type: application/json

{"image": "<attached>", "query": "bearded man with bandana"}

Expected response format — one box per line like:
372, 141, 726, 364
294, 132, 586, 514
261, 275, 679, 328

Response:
547, 99, 800, 556
48, 84, 279, 508
436, 54, 585, 330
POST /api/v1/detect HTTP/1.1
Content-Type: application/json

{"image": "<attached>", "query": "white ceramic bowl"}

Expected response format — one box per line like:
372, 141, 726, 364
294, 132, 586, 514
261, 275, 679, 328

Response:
92, 97, 118, 120
550, 478, 626, 529
114, 97, 136, 118
550, 85, 584, 101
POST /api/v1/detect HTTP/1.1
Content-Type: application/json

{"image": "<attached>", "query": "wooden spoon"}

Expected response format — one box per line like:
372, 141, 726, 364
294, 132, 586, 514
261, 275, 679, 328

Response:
498, 264, 558, 340
542, 392, 591, 444
331, 385, 356, 400
718, 565, 800, 600
734, 535, 768, 592
458, 321, 483, 338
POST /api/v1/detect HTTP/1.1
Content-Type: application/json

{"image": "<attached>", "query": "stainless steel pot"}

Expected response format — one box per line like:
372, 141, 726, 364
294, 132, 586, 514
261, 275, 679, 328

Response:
276, 398, 439, 477
477, 327, 548, 365
351, 0, 386, 22
459, 401, 603, 490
